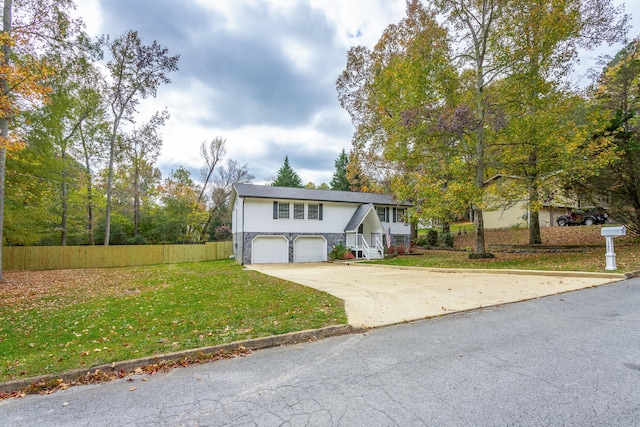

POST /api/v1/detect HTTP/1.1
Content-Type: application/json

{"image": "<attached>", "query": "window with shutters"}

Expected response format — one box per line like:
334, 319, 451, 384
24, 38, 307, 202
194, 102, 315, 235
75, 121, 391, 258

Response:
308, 203, 323, 220
278, 202, 290, 219
377, 206, 387, 222
308, 204, 318, 219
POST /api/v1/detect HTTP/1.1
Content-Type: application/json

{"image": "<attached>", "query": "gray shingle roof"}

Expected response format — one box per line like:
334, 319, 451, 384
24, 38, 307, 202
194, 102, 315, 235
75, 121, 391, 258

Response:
233, 183, 411, 206
344, 203, 376, 232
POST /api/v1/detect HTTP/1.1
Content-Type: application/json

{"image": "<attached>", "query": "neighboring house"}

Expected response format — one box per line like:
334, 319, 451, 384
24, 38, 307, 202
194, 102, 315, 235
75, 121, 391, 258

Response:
482, 174, 576, 229
483, 199, 572, 229
231, 183, 412, 264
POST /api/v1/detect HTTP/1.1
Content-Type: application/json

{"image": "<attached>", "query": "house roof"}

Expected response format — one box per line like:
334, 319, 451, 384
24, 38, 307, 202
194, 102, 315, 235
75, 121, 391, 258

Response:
344, 203, 376, 232
232, 183, 411, 206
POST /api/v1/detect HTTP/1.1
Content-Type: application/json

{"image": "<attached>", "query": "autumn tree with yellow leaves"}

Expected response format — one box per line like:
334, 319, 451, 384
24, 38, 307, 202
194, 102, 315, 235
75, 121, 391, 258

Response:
337, 0, 629, 253
0, 0, 81, 280
581, 38, 640, 235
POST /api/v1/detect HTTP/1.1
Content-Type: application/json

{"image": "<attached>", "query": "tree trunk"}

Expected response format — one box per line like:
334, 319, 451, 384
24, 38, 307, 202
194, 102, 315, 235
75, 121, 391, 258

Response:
60, 179, 67, 246
199, 206, 221, 242
474, 207, 485, 254
133, 159, 140, 237
86, 182, 94, 245
104, 145, 113, 245
79, 127, 95, 245
528, 153, 542, 245
474, 73, 487, 255
60, 147, 68, 246
199, 211, 213, 242
0, 146, 5, 282
104, 118, 120, 246
529, 209, 541, 244
0, 0, 12, 281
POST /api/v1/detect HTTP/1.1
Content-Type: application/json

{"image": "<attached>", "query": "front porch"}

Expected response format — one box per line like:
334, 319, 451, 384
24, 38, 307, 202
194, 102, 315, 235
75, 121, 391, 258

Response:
346, 232, 385, 260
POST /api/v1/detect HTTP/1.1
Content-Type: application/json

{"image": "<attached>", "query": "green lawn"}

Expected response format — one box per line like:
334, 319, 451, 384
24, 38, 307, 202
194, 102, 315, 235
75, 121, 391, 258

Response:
371, 244, 640, 273
3, 228, 638, 386
394, 225, 640, 273
0, 260, 346, 382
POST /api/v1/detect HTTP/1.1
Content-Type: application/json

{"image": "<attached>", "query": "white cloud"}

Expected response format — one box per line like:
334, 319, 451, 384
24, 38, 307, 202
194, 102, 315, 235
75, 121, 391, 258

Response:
73, 0, 103, 36
309, 0, 405, 48
77, 0, 640, 189
280, 37, 316, 73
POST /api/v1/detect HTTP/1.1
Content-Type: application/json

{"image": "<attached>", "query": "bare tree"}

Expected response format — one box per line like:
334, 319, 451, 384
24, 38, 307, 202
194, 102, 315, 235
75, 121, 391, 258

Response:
197, 137, 226, 204
102, 30, 179, 245
199, 159, 254, 241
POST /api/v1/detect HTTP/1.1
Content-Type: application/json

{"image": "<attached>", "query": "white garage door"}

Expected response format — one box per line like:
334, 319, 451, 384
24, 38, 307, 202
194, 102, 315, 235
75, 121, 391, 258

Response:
252, 236, 289, 264
294, 236, 327, 263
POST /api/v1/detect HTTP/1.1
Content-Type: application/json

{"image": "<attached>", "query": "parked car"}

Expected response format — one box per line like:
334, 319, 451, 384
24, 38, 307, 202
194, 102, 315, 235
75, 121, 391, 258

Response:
556, 208, 608, 226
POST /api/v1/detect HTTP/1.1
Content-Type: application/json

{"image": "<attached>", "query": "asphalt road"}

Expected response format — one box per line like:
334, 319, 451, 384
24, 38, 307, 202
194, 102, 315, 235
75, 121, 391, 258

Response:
2, 277, 640, 426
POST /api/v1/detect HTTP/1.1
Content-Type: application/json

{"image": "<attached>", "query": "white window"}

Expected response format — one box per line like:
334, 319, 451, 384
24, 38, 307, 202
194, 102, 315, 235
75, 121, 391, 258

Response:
294, 203, 304, 219
308, 203, 323, 220
377, 206, 388, 222
309, 204, 318, 219
395, 208, 406, 223
272, 201, 290, 219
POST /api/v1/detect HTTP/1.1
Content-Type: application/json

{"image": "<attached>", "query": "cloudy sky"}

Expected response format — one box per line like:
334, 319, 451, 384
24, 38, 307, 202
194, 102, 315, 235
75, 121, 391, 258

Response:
76, 0, 638, 186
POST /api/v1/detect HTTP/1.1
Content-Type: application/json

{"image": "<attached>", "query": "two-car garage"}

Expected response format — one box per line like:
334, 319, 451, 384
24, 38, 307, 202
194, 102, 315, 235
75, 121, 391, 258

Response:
251, 235, 327, 264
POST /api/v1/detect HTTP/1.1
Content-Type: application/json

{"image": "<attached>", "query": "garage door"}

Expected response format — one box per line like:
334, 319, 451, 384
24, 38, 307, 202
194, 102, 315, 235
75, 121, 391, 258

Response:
252, 236, 289, 264
294, 236, 327, 263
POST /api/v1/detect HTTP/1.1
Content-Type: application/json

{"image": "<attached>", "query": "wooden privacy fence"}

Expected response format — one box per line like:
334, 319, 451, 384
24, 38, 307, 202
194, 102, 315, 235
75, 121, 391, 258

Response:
2, 242, 234, 271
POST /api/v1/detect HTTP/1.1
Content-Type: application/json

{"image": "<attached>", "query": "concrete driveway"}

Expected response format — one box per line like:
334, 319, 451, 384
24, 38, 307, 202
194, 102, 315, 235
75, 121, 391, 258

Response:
247, 263, 624, 328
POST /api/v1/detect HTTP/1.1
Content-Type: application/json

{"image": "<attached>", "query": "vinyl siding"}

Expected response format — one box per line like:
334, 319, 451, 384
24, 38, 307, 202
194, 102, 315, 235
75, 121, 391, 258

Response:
242, 198, 361, 234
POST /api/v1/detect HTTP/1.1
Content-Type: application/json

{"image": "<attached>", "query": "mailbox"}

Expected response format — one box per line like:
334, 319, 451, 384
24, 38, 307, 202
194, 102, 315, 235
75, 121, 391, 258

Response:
601, 225, 626, 270
601, 226, 626, 237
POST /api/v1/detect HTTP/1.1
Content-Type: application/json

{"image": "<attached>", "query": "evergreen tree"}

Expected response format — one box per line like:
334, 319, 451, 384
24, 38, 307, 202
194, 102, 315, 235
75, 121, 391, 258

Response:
272, 156, 303, 188
330, 149, 350, 191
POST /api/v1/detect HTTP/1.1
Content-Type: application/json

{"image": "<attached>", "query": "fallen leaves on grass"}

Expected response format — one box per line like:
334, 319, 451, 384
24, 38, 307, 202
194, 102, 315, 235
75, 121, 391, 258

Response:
0, 269, 140, 312
453, 225, 610, 247
0, 347, 251, 401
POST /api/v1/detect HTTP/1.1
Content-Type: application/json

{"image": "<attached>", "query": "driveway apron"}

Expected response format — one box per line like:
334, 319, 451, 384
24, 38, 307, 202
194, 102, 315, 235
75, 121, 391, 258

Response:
247, 263, 622, 328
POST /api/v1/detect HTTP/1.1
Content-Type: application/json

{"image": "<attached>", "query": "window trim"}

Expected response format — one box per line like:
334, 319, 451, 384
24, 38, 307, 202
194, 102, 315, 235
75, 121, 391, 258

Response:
274, 201, 322, 220
377, 206, 389, 223
273, 201, 290, 219
308, 203, 319, 220
279, 202, 290, 219
307, 203, 323, 220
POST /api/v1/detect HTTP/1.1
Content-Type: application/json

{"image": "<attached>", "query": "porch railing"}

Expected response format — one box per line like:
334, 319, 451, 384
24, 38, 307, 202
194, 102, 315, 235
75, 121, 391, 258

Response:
360, 237, 371, 260
347, 233, 384, 260
374, 234, 384, 257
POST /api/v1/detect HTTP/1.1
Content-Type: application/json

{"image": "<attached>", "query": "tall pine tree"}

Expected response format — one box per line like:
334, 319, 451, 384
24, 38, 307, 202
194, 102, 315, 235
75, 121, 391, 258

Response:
272, 156, 303, 188
330, 149, 350, 191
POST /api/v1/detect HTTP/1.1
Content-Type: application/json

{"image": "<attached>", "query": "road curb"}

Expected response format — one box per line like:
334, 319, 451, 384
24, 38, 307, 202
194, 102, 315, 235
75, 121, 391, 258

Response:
0, 324, 357, 394
625, 270, 640, 278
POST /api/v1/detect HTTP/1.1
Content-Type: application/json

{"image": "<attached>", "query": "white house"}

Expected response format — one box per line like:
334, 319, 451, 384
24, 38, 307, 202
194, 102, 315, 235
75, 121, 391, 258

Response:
231, 183, 412, 264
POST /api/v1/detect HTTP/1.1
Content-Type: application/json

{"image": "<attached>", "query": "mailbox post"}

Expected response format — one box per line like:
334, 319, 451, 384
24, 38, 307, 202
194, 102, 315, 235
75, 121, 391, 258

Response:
601, 226, 626, 270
